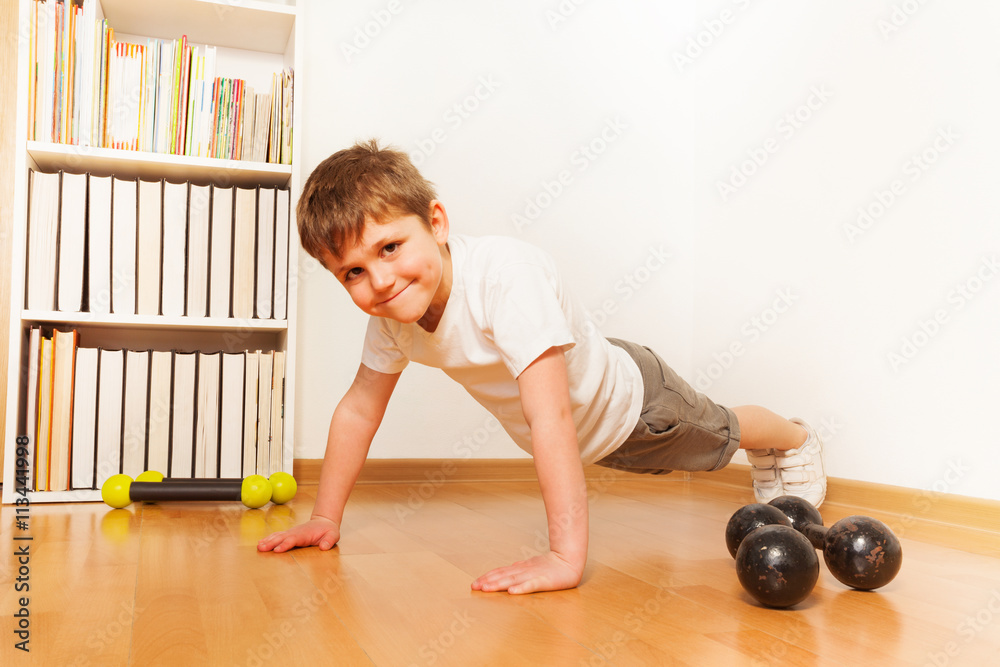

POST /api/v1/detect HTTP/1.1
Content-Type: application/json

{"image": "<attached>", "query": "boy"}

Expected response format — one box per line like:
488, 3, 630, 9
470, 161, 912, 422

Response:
257, 140, 826, 595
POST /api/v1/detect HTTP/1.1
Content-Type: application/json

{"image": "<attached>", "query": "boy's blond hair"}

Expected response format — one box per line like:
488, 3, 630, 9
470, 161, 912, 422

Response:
296, 139, 438, 262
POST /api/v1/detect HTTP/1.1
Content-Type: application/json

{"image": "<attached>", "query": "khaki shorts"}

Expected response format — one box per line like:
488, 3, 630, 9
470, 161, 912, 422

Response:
595, 338, 741, 475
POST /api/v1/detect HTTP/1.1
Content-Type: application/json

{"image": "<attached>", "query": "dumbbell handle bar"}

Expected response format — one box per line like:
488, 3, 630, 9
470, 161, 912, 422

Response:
130, 480, 242, 502
798, 523, 828, 551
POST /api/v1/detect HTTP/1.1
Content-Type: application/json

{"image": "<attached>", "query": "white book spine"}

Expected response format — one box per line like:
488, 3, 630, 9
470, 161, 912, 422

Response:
220, 353, 246, 478
209, 186, 234, 318
187, 185, 211, 318
88, 175, 113, 314
111, 177, 137, 315
121, 350, 149, 478
71, 347, 99, 489
256, 187, 275, 319
161, 181, 188, 317
171, 352, 197, 477
95, 349, 125, 486
26, 170, 60, 311
136, 179, 163, 316
242, 351, 259, 478
273, 188, 290, 320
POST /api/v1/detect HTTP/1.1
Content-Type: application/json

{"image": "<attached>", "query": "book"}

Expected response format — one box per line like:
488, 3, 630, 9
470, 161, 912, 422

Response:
35, 335, 53, 490
219, 352, 245, 478
242, 350, 259, 477
280, 69, 294, 165
26, 170, 60, 311
240, 85, 255, 162
71, 346, 99, 489
121, 349, 149, 478
232, 186, 256, 320
194, 351, 221, 477
57, 172, 87, 312
147, 350, 173, 475
24, 328, 41, 482
161, 180, 188, 317
269, 350, 285, 474
136, 178, 163, 315
273, 188, 290, 320
209, 185, 233, 317
88, 174, 113, 314
48, 330, 78, 492
187, 184, 211, 317
111, 176, 137, 315
95, 348, 124, 486
256, 351, 272, 476
256, 187, 275, 319
171, 351, 197, 477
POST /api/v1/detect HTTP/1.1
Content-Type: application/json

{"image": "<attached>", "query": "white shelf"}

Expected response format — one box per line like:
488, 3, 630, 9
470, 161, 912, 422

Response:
16, 490, 103, 504
22, 311, 289, 332
100, 0, 295, 53
27, 142, 292, 189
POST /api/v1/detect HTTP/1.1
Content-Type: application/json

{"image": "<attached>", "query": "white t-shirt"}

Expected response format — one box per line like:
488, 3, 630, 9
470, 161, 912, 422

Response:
361, 234, 643, 464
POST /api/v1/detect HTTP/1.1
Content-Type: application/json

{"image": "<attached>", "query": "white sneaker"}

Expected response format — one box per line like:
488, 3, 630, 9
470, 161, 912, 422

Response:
774, 418, 827, 508
747, 449, 784, 503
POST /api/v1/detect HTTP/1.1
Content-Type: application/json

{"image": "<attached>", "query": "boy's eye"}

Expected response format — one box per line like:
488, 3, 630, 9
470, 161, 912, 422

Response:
345, 267, 362, 280
382, 242, 399, 255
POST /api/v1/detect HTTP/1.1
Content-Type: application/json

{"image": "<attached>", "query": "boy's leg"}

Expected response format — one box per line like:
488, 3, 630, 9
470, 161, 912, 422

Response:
733, 405, 827, 507
731, 405, 807, 451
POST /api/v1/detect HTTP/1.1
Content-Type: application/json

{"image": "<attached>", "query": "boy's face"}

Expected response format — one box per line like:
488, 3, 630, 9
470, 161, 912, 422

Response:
323, 202, 452, 330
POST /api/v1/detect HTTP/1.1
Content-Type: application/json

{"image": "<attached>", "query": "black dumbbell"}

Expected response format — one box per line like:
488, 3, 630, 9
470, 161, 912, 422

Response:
769, 495, 903, 590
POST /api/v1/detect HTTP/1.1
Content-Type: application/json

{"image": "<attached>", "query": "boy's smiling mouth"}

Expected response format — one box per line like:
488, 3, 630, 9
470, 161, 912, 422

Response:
380, 281, 413, 305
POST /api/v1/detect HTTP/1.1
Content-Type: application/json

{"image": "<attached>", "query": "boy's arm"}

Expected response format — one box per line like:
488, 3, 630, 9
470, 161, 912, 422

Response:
471, 346, 588, 594
257, 363, 400, 553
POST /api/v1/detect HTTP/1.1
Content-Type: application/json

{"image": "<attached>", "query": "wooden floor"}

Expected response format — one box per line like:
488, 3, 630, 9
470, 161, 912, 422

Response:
2, 470, 999, 666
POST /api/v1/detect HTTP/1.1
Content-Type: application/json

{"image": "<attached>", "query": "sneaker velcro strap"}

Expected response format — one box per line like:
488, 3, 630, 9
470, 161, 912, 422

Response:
775, 452, 812, 468
747, 452, 777, 467
781, 469, 818, 484
750, 468, 779, 483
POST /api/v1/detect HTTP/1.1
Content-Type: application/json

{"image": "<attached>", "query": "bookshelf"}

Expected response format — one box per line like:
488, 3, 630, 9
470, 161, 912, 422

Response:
2, 0, 302, 504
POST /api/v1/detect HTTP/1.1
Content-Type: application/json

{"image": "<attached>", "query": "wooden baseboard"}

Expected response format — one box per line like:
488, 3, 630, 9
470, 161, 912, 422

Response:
292, 459, 1000, 536
293, 458, 638, 485
689, 464, 1000, 536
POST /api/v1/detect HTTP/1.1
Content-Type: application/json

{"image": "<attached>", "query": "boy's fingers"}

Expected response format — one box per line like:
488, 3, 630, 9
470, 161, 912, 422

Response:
256, 533, 283, 551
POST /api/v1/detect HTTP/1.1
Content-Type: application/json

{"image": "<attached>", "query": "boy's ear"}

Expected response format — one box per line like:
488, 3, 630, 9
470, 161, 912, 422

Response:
428, 200, 449, 245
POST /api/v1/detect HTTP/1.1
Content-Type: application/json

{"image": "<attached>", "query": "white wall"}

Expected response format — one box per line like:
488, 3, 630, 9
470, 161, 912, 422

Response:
295, 1, 1000, 502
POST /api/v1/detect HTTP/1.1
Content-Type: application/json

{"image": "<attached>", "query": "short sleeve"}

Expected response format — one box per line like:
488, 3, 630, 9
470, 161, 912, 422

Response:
360, 316, 411, 374
486, 260, 576, 377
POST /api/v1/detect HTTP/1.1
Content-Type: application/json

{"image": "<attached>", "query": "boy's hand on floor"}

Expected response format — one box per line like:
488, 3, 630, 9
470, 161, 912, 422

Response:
257, 517, 341, 553
471, 551, 584, 595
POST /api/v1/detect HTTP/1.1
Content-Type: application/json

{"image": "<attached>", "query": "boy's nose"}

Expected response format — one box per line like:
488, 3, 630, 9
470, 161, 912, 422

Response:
368, 266, 394, 292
